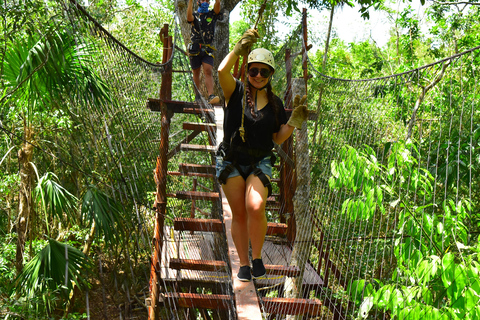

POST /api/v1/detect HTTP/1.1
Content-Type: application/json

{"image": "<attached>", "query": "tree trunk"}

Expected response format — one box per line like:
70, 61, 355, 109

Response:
284, 79, 312, 320
322, 6, 334, 71
16, 126, 34, 275
312, 5, 333, 144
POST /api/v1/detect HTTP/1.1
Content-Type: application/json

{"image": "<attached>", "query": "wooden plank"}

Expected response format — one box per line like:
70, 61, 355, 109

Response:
173, 218, 282, 235
183, 107, 214, 114
147, 99, 216, 123
167, 130, 201, 160
147, 99, 209, 113
164, 292, 231, 310
175, 190, 220, 201
174, 218, 224, 233
265, 222, 287, 236
180, 144, 216, 153
179, 163, 216, 175
221, 189, 263, 320
255, 241, 324, 288
169, 258, 228, 272
265, 265, 300, 277
262, 297, 323, 316
168, 171, 216, 179
183, 122, 216, 132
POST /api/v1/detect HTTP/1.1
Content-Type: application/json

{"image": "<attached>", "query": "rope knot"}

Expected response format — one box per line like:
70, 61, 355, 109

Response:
239, 127, 246, 142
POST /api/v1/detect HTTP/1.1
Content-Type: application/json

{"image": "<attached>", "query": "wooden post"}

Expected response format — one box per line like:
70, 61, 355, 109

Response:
149, 23, 173, 320
284, 77, 311, 320
281, 48, 296, 235
284, 11, 312, 315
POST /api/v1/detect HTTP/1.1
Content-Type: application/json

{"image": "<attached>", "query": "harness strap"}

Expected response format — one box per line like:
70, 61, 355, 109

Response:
188, 43, 216, 58
252, 167, 272, 197
218, 163, 235, 185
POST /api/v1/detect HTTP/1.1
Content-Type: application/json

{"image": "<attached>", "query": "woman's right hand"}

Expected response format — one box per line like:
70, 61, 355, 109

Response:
233, 29, 259, 57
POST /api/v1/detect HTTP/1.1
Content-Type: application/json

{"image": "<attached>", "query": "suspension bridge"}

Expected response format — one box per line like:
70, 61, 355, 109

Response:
2, 0, 480, 319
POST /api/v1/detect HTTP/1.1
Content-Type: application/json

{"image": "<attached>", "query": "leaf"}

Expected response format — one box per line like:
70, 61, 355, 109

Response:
441, 253, 456, 300
390, 198, 400, 208
375, 285, 392, 308
81, 186, 125, 245
464, 287, 480, 311
358, 296, 373, 319
14, 238, 91, 299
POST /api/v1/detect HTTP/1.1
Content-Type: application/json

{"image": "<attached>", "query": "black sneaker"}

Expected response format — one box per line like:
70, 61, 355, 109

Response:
252, 259, 266, 279
237, 265, 252, 282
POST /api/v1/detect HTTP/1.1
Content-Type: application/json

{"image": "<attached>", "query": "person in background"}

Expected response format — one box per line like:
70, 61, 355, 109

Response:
216, 29, 308, 281
187, 0, 221, 104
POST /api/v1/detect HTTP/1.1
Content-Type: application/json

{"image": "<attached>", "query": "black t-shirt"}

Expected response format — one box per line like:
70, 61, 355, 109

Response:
190, 10, 219, 45
223, 80, 287, 165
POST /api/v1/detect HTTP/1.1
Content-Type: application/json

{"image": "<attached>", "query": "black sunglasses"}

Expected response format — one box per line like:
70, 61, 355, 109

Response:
248, 67, 272, 78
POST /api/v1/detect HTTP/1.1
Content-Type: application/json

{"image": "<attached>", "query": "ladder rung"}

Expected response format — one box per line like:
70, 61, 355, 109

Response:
164, 292, 231, 310
262, 297, 323, 316
179, 163, 216, 174
170, 258, 227, 272
264, 264, 300, 277
183, 122, 216, 131
180, 144, 216, 153
168, 171, 216, 179
175, 190, 219, 201
174, 218, 224, 233
266, 222, 287, 236
183, 107, 214, 114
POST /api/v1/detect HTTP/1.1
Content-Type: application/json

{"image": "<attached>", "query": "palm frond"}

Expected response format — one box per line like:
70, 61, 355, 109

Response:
14, 238, 91, 299
81, 186, 125, 245
34, 172, 79, 225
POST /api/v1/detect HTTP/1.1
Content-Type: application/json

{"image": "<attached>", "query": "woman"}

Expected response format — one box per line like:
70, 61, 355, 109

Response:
217, 29, 307, 281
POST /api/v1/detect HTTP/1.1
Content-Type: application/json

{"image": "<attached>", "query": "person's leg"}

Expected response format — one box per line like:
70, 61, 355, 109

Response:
202, 62, 214, 96
192, 67, 202, 95
244, 174, 268, 260
221, 176, 249, 267
190, 55, 202, 98
201, 56, 219, 104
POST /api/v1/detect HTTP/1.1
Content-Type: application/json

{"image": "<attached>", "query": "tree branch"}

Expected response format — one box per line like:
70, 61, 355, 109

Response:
432, 0, 480, 6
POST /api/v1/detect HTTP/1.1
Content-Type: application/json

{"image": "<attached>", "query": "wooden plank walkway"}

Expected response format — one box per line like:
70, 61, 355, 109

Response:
215, 105, 264, 319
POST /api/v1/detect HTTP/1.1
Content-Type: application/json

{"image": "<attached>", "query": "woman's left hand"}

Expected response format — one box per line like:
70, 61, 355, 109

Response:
287, 95, 308, 129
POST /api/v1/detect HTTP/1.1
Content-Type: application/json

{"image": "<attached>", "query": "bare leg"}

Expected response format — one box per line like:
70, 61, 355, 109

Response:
202, 62, 214, 96
192, 67, 202, 94
222, 176, 249, 266
245, 174, 268, 260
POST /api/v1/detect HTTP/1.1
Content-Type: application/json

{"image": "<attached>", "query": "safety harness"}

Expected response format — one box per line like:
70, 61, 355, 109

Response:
188, 43, 216, 58
217, 140, 275, 197
188, 11, 217, 58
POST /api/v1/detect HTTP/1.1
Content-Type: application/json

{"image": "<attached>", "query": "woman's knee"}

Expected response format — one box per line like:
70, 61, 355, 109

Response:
246, 200, 266, 219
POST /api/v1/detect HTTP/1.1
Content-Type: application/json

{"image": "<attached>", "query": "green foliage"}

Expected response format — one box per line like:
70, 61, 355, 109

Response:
34, 171, 79, 230
106, 0, 172, 62
13, 238, 92, 310
81, 186, 127, 245
329, 142, 479, 319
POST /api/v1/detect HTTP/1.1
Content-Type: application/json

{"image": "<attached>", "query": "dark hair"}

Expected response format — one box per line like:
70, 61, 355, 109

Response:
245, 82, 280, 127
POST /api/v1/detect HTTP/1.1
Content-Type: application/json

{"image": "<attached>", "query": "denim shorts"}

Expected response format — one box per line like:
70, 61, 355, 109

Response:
215, 155, 273, 181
